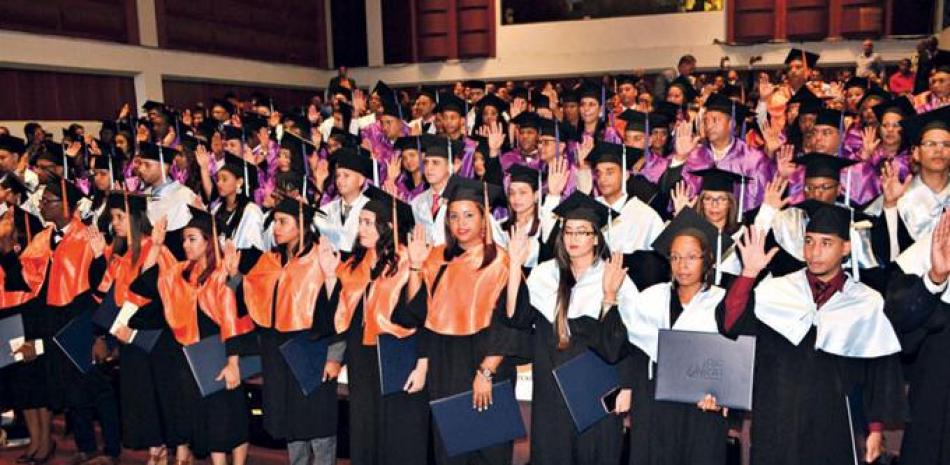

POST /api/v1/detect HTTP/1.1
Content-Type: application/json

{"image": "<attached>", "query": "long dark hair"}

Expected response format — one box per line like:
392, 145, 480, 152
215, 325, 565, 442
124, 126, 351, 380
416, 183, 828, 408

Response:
502, 183, 540, 237
442, 200, 497, 270
111, 205, 152, 265
215, 188, 251, 240
274, 212, 316, 262
349, 214, 399, 279
552, 221, 610, 350
182, 227, 217, 285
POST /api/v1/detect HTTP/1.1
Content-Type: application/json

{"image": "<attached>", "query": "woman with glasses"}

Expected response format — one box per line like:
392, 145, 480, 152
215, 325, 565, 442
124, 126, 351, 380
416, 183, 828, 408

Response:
504, 192, 635, 465
601, 210, 734, 465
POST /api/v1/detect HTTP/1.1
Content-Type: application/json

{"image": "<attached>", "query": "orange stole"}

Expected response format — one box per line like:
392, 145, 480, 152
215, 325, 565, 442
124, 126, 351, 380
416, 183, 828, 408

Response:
47, 217, 99, 307
335, 248, 414, 345
422, 245, 509, 336
98, 239, 177, 308
0, 227, 52, 309
242, 247, 324, 332
158, 261, 254, 346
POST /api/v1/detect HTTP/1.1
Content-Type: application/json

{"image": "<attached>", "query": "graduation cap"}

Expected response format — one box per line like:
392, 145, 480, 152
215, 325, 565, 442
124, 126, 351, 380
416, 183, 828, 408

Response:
935, 49, 950, 74
394, 135, 423, 152
510, 87, 529, 101
142, 100, 165, 112
422, 134, 464, 160
44, 173, 87, 215
372, 80, 394, 97
220, 125, 245, 141
89, 153, 124, 181
243, 114, 269, 133
900, 105, 950, 146
184, 205, 218, 243
437, 93, 466, 114
211, 98, 235, 115
362, 184, 415, 245
651, 207, 734, 265
871, 97, 916, 123
510, 112, 541, 130
794, 152, 857, 179
668, 76, 698, 103
587, 141, 645, 175
219, 151, 260, 192
797, 199, 852, 240
416, 86, 438, 102
788, 87, 824, 115
814, 108, 843, 128
138, 142, 177, 164
856, 86, 888, 110
464, 80, 486, 91
327, 127, 360, 148
784, 48, 820, 69
531, 93, 551, 110
329, 85, 353, 101
844, 76, 870, 91
478, 94, 509, 114
106, 190, 149, 214
444, 177, 506, 208
0, 172, 31, 197
179, 133, 205, 152
690, 167, 749, 193
653, 101, 680, 121
560, 89, 579, 104
719, 83, 744, 101
333, 146, 375, 180
616, 74, 641, 87
507, 164, 541, 191
575, 81, 604, 102
704, 93, 749, 121
552, 191, 615, 230
0, 135, 26, 154
618, 109, 649, 132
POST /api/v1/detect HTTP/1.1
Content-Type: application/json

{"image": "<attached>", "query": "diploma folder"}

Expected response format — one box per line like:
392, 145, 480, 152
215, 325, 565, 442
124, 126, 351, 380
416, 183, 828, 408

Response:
278, 332, 329, 396
0, 314, 25, 368
182, 335, 262, 398
654, 329, 756, 410
429, 380, 526, 458
92, 289, 162, 353
376, 333, 418, 396
551, 349, 621, 433
53, 311, 94, 374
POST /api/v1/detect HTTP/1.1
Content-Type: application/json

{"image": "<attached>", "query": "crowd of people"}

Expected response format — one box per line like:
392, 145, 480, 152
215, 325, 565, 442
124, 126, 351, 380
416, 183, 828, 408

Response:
0, 37, 948, 465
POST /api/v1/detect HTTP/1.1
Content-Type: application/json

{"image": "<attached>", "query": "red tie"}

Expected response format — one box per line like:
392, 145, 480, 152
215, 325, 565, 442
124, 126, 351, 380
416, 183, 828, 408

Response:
430, 192, 441, 218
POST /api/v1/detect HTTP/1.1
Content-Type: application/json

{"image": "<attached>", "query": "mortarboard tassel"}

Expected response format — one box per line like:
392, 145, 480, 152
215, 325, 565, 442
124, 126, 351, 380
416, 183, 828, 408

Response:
60, 177, 69, 220
392, 194, 399, 246
447, 138, 454, 175
715, 232, 723, 286
621, 144, 628, 196
737, 178, 746, 223
554, 122, 561, 162
211, 210, 221, 263
24, 211, 32, 243
158, 145, 167, 183
483, 182, 492, 246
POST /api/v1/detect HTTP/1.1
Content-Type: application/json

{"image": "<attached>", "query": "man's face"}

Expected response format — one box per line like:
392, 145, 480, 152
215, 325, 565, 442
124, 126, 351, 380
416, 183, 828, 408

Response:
804, 176, 839, 203
803, 232, 849, 277
812, 125, 841, 154
468, 88, 485, 103
618, 83, 637, 106
0, 149, 19, 173
863, 40, 873, 55
441, 111, 464, 136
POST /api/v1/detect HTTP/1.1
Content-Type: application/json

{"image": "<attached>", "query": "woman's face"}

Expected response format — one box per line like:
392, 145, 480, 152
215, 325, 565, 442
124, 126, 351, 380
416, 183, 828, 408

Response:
482, 106, 499, 125
277, 148, 292, 172
357, 210, 380, 249
210, 132, 224, 154
879, 113, 903, 147
562, 219, 597, 259
401, 149, 420, 173
650, 128, 669, 153
93, 169, 112, 192
473, 151, 486, 178
447, 200, 484, 247
110, 208, 129, 238
182, 227, 208, 262
670, 235, 705, 287
272, 212, 300, 246
507, 182, 536, 219
115, 134, 129, 154
215, 169, 241, 198
667, 86, 684, 106
579, 97, 601, 124
700, 191, 731, 227
624, 130, 645, 149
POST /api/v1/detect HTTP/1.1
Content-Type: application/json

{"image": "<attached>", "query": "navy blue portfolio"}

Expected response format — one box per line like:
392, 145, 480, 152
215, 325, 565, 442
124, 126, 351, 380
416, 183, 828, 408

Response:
654, 329, 756, 410
53, 311, 94, 374
91, 289, 162, 353
0, 314, 25, 368
278, 332, 329, 396
429, 380, 526, 457
376, 333, 418, 396
551, 349, 621, 433
182, 335, 262, 397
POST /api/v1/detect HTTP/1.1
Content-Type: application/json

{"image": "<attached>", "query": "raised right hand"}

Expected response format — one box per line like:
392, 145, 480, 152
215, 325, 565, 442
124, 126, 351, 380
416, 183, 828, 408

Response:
736, 226, 778, 278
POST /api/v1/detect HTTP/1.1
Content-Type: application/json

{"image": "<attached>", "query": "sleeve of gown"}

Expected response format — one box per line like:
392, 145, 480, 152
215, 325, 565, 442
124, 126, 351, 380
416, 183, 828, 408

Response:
497, 279, 535, 330
310, 281, 341, 339
327, 339, 346, 364
717, 275, 759, 337
483, 155, 504, 186
0, 250, 30, 292
597, 305, 629, 364
885, 272, 945, 355
863, 354, 906, 429
391, 282, 428, 329
237, 248, 264, 275
126, 267, 165, 330
225, 331, 260, 357
87, 255, 108, 292
482, 285, 531, 360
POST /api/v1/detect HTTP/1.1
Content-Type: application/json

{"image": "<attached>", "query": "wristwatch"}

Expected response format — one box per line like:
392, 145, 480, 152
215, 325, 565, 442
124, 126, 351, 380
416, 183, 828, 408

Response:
476, 367, 494, 382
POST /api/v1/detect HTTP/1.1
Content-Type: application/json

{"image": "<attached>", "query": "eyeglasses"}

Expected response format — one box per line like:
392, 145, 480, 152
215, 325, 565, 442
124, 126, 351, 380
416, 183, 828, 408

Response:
921, 140, 950, 150
563, 230, 595, 238
701, 196, 730, 205
803, 183, 838, 193
670, 255, 702, 264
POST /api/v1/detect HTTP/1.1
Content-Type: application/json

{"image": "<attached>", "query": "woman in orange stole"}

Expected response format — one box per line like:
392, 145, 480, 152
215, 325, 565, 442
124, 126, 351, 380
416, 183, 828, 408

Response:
404, 178, 529, 465
131, 205, 256, 465
228, 196, 342, 465
319, 185, 428, 465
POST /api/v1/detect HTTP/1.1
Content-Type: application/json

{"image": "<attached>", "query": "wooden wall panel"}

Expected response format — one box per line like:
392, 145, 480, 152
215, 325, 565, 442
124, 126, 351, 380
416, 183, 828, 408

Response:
156, 0, 327, 68
415, 0, 494, 62
730, 0, 775, 42
838, 0, 884, 38
0, 0, 138, 44
382, 0, 415, 65
0, 68, 135, 120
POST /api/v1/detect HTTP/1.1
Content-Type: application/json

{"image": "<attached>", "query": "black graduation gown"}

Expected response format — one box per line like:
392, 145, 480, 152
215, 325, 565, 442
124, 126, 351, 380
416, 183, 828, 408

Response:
400, 276, 529, 465
129, 266, 251, 457
503, 284, 625, 465
0, 251, 49, 410
322, 281, 430, 465
237, 247, 340, 442
655, 163, 685, 221
716, 285, 904, 465
600, 288, 728, 465
884, 272, 950, 465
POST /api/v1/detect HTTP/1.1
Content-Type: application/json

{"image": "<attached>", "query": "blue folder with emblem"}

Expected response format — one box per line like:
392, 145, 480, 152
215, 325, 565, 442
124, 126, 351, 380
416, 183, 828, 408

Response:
430, 380, 526, 458
0, 314, 25, 369
654, 329, 756, 410
182, 335, 262, 397
53, 311, 95, 374
376, 333, 418, 396
551, 349, 621, 433
278, 332, 330, 396
91, 289, 162, 353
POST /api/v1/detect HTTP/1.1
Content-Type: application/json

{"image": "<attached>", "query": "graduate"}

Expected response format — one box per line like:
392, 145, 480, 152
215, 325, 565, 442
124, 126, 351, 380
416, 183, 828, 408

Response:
98, 192, 179, 465
603, 209, 735, 465
361, 86, 409, 186
504, 192, 634, 465
321, 185, 429, 465
138, 142, 198, 260
885, 210, 950, 464
314, 146, 373, 255
229, 194, 343, 465
385, 135, 427, 202
720, 205, 904, 465
862, 97, 916, 189
500, 112, 541, 171
575, 82, 621, 144
496, 164, 558, 271
404, 177, 528, 465
409, 136, 463, 246
88, 153, 124, 240
131, 205, 256, 465
436, 93, 479, 178
210, 152, 265, 251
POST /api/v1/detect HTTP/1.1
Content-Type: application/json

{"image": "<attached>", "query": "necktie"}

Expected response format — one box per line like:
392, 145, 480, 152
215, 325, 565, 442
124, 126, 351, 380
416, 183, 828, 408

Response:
430, 193, 441, 218
341, 203, 351, 224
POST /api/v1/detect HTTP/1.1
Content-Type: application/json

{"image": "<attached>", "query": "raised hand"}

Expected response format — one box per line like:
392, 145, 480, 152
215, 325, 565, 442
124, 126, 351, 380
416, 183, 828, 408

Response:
547, 157, 569, 197
602, 252, 628, 300
673, 121, 700, 161
671, 180, 696, 215
757, 74, 774, 101
87, 227, 107, 258
386, 155, 402, 182
223, 240, 241, 277
118, 103, 131, 120
313, 157, 330, 190
763, 177, 790, 210
576, 135, 595, 168
761, 119, 783, 157
737, 226, 778, 278
881, 160, 912, 209
477, 122, 505, 157
352, 89, 367, 116
407, 225, 431, 267
508, 224, 532, 268
860, 126, 880, 161
317, 236, 341, 277
775, 145, 797, 179
509, 97, 527, 120
151, 216, 168, 246
929, 210, 950, 284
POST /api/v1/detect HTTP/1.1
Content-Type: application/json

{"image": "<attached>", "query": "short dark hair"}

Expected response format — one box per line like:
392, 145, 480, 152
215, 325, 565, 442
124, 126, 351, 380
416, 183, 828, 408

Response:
678, 55, 697, 66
